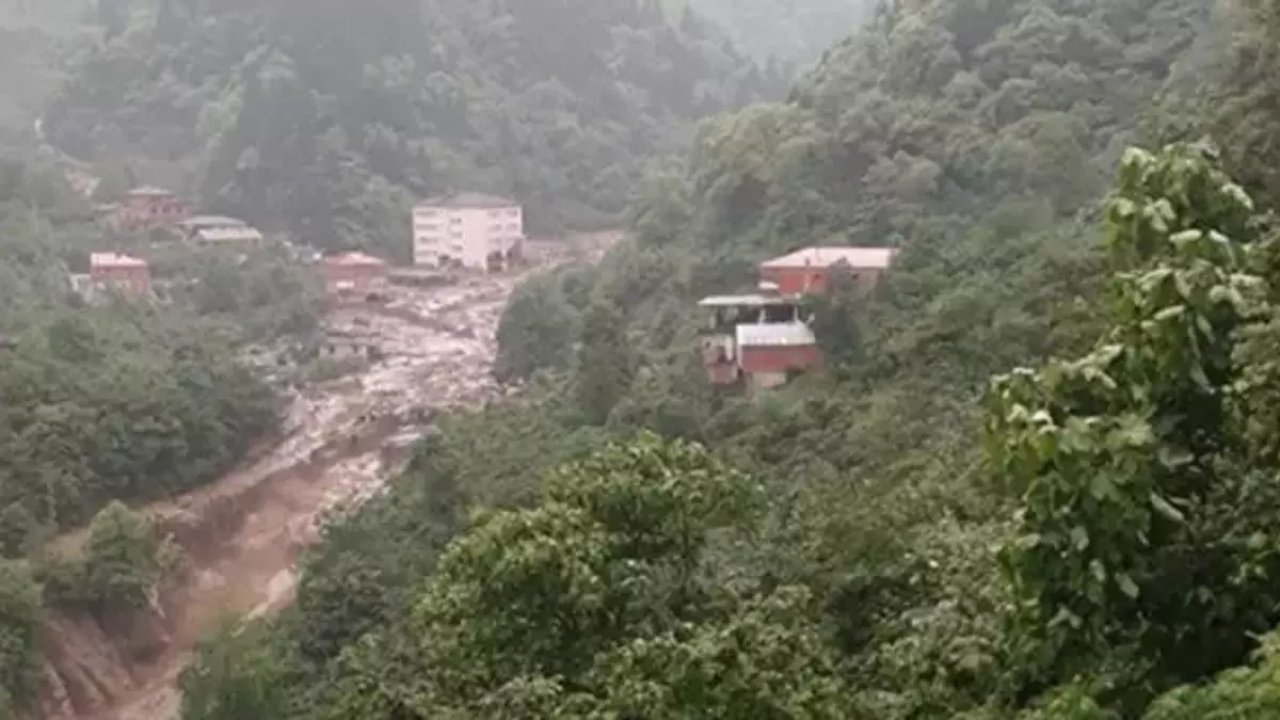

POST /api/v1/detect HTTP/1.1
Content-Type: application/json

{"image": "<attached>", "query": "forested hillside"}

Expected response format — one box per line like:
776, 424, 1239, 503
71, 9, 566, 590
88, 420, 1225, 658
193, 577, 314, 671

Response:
168, 0, 1280, 719
43, 0, 781, 259
0, 0, 89, 143
678, 0, 873, 65
0, 153, 285, 534
0, 154, 285, 712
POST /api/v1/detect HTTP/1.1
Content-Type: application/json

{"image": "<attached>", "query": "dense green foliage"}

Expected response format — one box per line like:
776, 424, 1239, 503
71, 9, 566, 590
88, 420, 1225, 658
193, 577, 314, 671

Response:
493, 273, 578, 383
180, 620, 290, 720
0, 560, 40, 715
1142, 633, 1280, 720
1209, 0, 1280, 204
43, 0, 782, 258
74, 501, 178, 611
0, 151, 290, 712
987, 143, 1280, 706
573, 298, 636, 424
0, 307, 276, 545
57, 0, 1280, 718
0, 157, 280, 553
167, 246, 326, 343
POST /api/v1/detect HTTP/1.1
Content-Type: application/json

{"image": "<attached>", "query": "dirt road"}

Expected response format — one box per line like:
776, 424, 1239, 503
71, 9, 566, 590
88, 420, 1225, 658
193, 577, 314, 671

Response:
36, 266, 551, 720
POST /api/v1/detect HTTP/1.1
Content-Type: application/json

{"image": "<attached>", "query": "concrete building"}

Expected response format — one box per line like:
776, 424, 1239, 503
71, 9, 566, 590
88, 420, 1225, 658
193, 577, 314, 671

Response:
760, 246, 898, 296
412, 193, 524, 272
89, 252, 151, 296
112, 186, 189, 231
324, 252, 389, 299
736, 323, 821, 391
696, 293, 820, 389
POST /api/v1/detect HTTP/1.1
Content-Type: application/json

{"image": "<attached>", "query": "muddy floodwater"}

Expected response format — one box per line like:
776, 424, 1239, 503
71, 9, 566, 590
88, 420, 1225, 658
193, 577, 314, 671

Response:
37, 234, 616, 720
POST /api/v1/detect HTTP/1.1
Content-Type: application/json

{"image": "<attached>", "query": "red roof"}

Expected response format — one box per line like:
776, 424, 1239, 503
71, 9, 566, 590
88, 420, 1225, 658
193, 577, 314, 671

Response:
325, 252, 387, 268
761, 246, 897, 271
90, 252, 148, 269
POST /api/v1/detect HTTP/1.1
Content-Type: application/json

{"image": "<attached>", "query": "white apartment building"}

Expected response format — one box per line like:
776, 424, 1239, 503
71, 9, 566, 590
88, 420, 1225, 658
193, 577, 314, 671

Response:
412, 193, 524, 272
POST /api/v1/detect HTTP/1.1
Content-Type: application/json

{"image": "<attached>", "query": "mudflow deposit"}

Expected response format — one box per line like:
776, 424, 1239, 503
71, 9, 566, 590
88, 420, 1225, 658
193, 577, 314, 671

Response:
35, 234, 615, 720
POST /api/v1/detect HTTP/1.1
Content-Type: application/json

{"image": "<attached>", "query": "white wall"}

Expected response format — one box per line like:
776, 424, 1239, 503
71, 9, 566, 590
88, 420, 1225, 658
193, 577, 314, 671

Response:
412, 203, 523, 270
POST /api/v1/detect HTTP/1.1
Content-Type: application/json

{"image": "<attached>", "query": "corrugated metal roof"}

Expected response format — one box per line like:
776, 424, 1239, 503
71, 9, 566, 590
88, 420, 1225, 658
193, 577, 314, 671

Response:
417, 192, 518, 209
735, 322, 816, 348
90, 252, 148, 269
761, 246, 897, 270
196, 227, 264, 243
698, 294, 793, 308
178, 215, 247, 229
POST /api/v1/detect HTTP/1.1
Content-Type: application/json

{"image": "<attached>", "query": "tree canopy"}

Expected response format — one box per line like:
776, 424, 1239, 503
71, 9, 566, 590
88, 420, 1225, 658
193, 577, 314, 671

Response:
11, 0, 1280, 719
43, 0, 784, 258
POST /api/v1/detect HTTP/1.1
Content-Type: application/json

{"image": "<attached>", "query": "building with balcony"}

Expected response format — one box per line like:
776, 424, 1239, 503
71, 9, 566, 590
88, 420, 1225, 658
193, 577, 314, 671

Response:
88, 252, 152, 297
412, 193, 524, 272
694, 245, 897, 390
696, 293, 820, 390
111, 186, 190, 231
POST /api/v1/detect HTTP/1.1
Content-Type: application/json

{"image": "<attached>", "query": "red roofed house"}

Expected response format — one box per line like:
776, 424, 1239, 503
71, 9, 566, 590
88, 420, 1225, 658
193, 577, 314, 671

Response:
759, 246, 898, 296
324, 252, 389, 299
90, 252, 151, 296
113, 186, 190, 231
694, 246, 897, 391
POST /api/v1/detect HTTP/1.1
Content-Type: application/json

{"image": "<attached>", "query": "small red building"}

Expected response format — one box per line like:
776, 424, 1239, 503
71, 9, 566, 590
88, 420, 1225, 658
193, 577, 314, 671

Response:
89, 252, 151, 296
736, 323, 822, 391
759, 246, 898, 296
112, 186, 190, 231
324, 252, 390, 298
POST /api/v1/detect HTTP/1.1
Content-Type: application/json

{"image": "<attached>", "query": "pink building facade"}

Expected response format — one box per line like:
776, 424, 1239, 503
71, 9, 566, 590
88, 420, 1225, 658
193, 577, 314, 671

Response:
412, 193, 524, 272
323, 252, 389, 299
89, 252, 151, 296
111, 186, 189, 231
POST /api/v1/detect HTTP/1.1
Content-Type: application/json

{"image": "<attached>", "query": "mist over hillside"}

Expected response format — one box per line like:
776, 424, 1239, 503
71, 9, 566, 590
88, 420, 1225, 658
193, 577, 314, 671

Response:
41, 0, 784, 258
